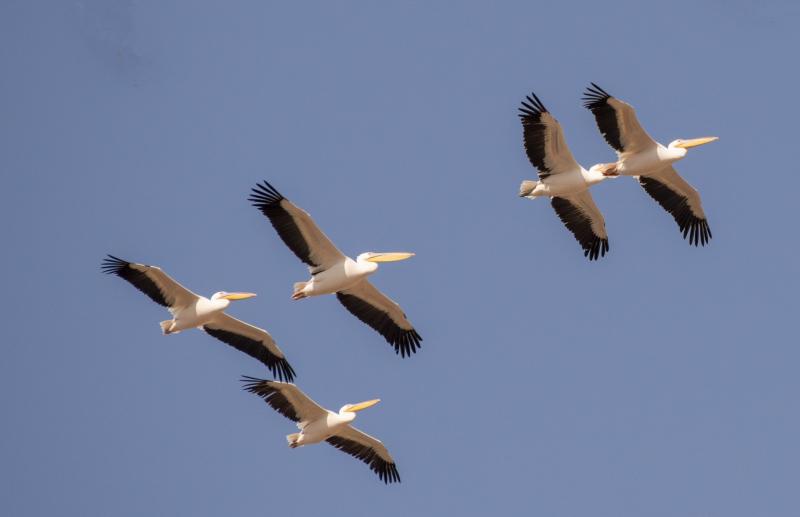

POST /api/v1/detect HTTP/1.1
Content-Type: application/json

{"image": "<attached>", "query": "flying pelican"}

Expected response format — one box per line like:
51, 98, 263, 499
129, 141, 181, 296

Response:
518, 92, 617, 260
582, 83, 718, 246
241, 376, 400, 483
101, 255, 296, 381
249, 181, 422, 357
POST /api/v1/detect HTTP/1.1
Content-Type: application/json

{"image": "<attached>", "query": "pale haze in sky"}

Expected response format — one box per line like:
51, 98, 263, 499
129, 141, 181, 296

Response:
2, 1, 799, 516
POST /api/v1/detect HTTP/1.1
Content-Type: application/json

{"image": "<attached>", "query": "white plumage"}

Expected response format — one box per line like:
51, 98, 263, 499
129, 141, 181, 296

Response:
102, 255, 295, 381
242, 377, 400, 483
583, 83, 717, 245
250, 181, 422, 356
518, 92, 615, 260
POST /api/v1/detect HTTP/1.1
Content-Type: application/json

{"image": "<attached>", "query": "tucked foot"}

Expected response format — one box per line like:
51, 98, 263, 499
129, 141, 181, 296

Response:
159, 320, 176, 335
598, 163, 619, 176
292, 281, 308, 300
286, 432, 301, 448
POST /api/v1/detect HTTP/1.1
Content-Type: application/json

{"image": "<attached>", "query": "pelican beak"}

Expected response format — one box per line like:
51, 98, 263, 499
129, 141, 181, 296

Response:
675, 136, 719, 149
365, 252, 415, 263
222, 292, 257, 300
348, 399, 381, 412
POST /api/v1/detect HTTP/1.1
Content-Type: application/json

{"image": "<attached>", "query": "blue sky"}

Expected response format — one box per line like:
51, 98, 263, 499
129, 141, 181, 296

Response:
2, 1, 799, 515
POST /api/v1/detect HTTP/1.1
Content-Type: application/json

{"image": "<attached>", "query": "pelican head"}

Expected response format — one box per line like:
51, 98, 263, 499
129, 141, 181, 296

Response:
211, 291, 257, 301
339, 399, 381, 418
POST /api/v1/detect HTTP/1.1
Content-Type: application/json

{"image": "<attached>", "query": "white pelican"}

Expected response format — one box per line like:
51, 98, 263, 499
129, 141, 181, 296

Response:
518, 92, 617, 260
241, 376, 400, 483
249, 181, 422, 357
582, 83, 718, 246
102, 255, 296, 381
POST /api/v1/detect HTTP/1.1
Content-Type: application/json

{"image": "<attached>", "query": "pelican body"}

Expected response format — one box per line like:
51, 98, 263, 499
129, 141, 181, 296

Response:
591, 136, 719, 181
242, 377, 400, 483
610, 142, 698, 176
583, 83, 717, 245
287, 401, 372, 448
250, 181, 422, 357
160, 291, 250, 335
517, 92, 617, 260
292, 252, 410, 300
522, 163, 610, 198
101, 255, 296, 381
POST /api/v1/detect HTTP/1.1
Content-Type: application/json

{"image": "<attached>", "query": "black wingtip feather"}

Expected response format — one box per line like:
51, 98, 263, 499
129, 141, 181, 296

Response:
241, 375, 269, 390
581, 83, 625, 152
274, 357, 297, 383
581, 237, 609, 261
582, 83, 613, 110
551, 198, 610, 261
335, 293, 423, 357
639, 176, 712, 247
241, 376, 300, 422
102, 254, 172, 307
248, 181, 319, 268
518, 91, 559, 179
248, 181, 285, 209
391, 328, 422, 357
204, 326, 297, 382
518, 91, 548, 121
101, 254, 129, 274
325, 435, 401, 484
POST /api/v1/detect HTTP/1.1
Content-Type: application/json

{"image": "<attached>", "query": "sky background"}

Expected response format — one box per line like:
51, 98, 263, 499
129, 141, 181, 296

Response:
2, 1, 799, 515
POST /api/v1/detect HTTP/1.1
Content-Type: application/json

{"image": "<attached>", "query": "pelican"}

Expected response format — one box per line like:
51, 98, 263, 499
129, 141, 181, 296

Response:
241, 376, 400, 483
582, 83, 718, 246
517, 92, 617, 260
249, 181, 422, 357
101, 255, 296, 381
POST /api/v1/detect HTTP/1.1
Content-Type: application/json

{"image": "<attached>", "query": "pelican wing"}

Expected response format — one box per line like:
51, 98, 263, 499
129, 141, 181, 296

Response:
551, 191, 609, 260
101, 255, 198, 311
518, 92, 580, 178
203, 314, 295, 382
241, 377, 327, 428
638, 166, 712, 246
583, 83, 657, 155
250, 181, 345, 273
336, 281, 422, 357
327, 425, 400, 484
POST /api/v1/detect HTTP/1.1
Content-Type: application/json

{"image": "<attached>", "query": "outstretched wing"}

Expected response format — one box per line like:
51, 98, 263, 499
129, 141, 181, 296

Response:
518, 92, 581, 178
336, 281, 422, 357
249, 181, 345, 273
583, 83, 657, 155
327, 425, 400, 484
241, 377, 327, 428
203, 314, 296, 382
638, 166, 712, 246
101, 255, 198, 312
550, 191, 609, 260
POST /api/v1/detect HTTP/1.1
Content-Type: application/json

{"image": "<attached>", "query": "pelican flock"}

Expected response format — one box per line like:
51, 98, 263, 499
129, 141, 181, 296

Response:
101, 80, 717, 484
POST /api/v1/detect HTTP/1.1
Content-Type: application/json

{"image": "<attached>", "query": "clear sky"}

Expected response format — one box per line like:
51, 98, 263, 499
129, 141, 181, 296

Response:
2, 1, 799, 515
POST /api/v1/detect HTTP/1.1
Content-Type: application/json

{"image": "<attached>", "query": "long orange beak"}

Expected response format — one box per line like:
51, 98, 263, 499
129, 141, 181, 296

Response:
365, 252, 415, 263
675, 136, 719, 149
222, 292, 257, 300
348, 399, 381, 412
